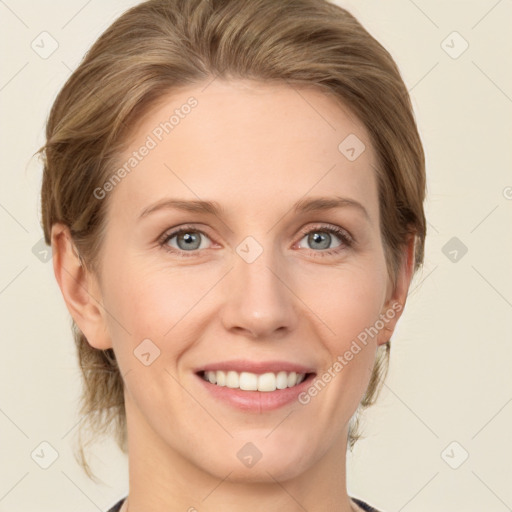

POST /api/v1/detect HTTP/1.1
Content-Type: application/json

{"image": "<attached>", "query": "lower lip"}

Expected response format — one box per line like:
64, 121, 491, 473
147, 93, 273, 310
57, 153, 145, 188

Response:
195, 373, 316, 412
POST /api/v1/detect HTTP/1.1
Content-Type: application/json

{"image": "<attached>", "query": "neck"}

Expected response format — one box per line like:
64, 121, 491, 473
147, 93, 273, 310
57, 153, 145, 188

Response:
121, 394, 359, 512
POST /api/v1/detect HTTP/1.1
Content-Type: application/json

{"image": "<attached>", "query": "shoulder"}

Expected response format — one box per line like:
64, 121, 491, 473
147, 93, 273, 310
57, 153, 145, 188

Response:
351, 496, 384, 512
105, 497, 126, 512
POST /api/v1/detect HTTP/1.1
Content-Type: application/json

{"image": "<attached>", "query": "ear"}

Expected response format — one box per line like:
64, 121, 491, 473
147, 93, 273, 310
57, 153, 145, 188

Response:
377, 234, 417, 346
51, 223, 112, 350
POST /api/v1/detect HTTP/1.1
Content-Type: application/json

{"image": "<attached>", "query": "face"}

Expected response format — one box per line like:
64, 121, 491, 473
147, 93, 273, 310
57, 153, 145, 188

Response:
80, 80, 408, 482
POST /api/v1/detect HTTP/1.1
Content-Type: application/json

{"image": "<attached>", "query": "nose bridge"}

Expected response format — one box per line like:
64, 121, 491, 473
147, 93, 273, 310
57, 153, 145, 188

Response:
220, 236, 297, 338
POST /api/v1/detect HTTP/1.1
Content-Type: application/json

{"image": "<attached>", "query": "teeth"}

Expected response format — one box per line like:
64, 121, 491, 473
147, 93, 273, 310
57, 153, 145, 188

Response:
202, 370, 307, 392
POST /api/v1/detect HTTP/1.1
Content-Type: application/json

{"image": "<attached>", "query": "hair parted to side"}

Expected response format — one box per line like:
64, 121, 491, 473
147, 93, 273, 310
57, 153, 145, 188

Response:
39, 0, 426, 480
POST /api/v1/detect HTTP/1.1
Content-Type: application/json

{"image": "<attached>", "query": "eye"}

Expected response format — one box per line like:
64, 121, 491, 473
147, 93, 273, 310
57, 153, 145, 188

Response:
296, 224, 353, 256
159, 223, 353, 258
159, 225, 213, 257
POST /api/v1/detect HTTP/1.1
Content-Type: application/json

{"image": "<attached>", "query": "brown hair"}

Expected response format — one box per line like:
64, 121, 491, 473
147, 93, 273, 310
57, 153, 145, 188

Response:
39, 0, 426, 480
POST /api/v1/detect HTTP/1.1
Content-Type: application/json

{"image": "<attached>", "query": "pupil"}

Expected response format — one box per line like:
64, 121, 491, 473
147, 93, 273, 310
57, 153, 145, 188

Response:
179, 232, 199, 250
310, 232, 330, 250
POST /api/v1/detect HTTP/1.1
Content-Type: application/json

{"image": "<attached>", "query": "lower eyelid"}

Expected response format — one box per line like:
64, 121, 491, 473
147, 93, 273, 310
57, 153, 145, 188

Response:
160, 225, 352, 255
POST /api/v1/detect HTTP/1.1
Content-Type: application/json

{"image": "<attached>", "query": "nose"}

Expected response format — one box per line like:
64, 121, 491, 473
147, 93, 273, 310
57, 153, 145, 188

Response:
219, 246, 299, 340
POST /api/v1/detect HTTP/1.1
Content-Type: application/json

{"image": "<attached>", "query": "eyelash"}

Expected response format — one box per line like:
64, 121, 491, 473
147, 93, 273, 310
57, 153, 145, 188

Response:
158, 223, 354, 259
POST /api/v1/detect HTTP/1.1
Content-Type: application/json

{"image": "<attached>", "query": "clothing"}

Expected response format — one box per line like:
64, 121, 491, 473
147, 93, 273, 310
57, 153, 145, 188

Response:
106, 498, 124, 512
352, 497, 382, 511
106, 496, 382, 511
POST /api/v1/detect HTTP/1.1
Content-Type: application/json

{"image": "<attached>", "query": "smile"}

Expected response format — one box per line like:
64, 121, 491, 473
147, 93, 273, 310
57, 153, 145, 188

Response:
199, 370, 308, 392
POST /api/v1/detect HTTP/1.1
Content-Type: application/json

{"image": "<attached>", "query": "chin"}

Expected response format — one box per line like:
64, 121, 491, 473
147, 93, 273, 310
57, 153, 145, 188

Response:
198, 434, 316, 483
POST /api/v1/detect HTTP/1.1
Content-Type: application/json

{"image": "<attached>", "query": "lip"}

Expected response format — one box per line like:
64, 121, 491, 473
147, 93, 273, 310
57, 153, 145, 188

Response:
194, 360, 317, 412
195, 359, 316, 375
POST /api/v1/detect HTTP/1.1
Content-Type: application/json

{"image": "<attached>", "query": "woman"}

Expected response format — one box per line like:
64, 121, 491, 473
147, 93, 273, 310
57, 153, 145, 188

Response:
40, 0, 426, 510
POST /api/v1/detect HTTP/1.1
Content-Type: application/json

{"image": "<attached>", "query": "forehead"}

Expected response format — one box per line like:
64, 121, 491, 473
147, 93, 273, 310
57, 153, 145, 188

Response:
108, 79, 379, 224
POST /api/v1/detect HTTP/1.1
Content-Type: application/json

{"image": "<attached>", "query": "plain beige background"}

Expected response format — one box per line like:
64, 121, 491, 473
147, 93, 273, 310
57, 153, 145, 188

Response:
1, 1, 511, 511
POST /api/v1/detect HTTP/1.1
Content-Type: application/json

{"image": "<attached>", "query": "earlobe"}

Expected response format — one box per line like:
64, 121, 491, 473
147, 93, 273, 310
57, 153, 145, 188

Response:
377, 234, 417, 346
51, 223, 112, 350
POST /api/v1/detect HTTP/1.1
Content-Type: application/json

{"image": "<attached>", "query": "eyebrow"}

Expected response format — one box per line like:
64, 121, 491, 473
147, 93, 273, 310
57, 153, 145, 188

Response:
138, 196, 369, 221
293, 196, 369, 220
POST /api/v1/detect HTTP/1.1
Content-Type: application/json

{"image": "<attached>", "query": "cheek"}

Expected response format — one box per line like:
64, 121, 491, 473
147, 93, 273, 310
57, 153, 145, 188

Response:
100, 257, 215, 356
302, 258, 388, 341
300, 258, 387, 400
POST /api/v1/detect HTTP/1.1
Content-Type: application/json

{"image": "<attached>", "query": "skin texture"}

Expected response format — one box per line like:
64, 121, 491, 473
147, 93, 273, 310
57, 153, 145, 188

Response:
52, 79, 415, 512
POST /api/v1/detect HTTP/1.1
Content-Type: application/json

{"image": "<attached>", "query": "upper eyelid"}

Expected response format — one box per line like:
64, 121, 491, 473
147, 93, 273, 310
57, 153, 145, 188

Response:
161, 223, 352, 248
298, 223, 352, 240
161, 225, 212, 243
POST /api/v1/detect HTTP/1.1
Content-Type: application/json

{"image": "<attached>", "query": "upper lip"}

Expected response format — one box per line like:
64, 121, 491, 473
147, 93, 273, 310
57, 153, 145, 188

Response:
195, 359, 316, 375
